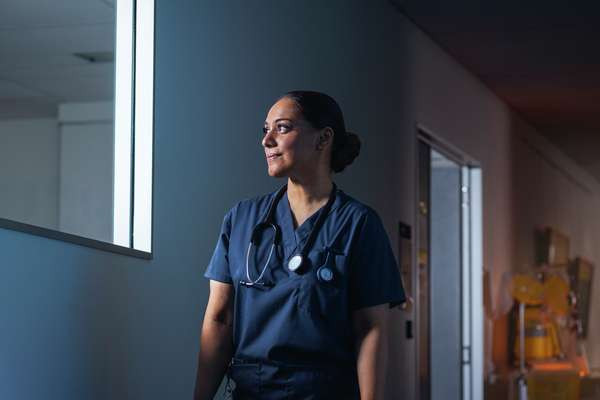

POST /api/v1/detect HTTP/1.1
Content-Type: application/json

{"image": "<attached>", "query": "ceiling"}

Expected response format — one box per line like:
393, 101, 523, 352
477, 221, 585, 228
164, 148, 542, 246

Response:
0, 0, 114, 119
398, 0, 600, 182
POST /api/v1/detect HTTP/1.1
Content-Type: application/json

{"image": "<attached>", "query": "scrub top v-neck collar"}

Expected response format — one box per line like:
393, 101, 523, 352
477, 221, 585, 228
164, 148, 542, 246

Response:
275, 188, 343, 256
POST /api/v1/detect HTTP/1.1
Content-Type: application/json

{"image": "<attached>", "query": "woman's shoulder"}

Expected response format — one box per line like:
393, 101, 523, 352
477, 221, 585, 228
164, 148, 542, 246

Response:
223, 186, 382, 224
335, 189, 380, 221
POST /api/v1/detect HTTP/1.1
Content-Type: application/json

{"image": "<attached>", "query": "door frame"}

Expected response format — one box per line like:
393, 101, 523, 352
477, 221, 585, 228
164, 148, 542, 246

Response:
414, 124, 483, 400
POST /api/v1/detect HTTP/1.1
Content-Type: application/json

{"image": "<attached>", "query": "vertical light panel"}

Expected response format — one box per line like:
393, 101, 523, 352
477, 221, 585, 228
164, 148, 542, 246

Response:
133, 0, 155, 252
113, 0, 134, 247
470, 168, 484, 400
461, 166, 472, 400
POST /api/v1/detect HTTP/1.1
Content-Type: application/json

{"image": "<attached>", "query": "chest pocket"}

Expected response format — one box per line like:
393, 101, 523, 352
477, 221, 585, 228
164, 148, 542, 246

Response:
298, 248, 349, 323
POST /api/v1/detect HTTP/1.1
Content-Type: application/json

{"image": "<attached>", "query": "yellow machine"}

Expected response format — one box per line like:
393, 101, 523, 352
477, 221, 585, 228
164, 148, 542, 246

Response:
543, 274, 570, 317
513, 306, 562, 361
507, 270, 581, 400
511, 273, 568, 362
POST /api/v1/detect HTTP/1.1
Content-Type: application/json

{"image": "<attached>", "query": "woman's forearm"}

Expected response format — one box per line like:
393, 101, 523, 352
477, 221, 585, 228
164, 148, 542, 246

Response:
355, 324, 388, 400
193, 318, 233, 400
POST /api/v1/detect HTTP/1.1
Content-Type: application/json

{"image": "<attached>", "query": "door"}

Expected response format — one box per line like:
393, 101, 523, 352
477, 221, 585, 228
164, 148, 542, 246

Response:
416, 131, 483, 400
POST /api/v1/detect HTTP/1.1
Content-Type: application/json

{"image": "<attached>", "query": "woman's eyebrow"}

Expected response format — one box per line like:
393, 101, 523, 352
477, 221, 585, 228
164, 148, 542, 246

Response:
264, 118, 293, 125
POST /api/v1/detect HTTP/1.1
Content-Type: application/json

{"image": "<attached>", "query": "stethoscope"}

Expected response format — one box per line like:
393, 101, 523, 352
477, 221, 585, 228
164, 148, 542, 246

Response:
240, 182, 338, 288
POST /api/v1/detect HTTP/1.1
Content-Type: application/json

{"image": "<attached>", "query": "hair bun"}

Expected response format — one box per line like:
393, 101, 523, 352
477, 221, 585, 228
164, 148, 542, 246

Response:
332, 131, 361, 173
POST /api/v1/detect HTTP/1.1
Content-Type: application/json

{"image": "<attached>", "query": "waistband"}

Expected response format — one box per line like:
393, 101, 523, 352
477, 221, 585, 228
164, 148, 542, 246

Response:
227, 358, 359, 399
230, 357, 351, 370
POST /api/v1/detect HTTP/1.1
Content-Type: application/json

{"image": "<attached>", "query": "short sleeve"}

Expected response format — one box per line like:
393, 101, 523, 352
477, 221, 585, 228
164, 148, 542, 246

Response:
349, 210, 406, 310
203, 209, 234, 284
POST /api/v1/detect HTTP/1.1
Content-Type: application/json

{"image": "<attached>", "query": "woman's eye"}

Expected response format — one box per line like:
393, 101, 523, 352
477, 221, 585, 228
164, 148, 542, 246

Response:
262, 123, 291, 135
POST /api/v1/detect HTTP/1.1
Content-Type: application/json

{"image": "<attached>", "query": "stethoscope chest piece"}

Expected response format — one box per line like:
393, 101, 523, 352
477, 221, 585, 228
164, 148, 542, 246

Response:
317, 265, 334, 282
288, 254, 303, 272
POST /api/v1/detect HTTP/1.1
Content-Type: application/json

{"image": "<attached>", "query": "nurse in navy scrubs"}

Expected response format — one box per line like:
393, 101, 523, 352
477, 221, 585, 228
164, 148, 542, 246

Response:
194, 91, 405, 400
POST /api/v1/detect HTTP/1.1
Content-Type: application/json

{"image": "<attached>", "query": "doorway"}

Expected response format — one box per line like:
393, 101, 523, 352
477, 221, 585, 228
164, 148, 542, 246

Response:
415, 128, 483, 400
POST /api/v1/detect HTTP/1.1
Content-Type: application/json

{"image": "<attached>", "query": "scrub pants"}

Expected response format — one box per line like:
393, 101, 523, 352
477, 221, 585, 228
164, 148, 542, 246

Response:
228, 358, 360, 399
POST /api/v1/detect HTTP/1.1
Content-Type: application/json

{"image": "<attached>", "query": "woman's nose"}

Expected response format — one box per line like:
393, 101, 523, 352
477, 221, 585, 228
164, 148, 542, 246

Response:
262, 128, 276, 147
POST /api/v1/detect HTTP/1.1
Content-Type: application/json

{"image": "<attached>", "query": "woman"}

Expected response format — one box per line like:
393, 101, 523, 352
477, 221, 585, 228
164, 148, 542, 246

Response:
194, 91, 405, 399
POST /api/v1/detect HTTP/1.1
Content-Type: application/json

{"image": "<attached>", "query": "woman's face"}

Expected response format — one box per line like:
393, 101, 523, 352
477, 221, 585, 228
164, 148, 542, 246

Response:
262, 97, 324, 178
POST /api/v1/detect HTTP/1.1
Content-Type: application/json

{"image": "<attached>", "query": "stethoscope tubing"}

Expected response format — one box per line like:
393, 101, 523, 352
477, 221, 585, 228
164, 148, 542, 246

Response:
244, 226, 277, 286
243, 183, 337, 286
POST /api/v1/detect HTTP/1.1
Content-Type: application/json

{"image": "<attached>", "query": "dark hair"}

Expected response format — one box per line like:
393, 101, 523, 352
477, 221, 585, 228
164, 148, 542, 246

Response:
279, 90, 361, 173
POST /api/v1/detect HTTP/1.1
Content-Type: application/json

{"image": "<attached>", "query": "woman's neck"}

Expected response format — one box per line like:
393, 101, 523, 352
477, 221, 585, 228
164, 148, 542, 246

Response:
287, 174, 333, 208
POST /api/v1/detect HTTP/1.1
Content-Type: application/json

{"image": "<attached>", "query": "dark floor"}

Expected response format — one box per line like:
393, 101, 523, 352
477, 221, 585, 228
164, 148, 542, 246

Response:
485, 374, 600, 400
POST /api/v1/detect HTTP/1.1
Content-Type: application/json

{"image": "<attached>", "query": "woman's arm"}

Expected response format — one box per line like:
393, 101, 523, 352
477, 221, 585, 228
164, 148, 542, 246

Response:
353, 304, 389, 400
193, 280, 234, 400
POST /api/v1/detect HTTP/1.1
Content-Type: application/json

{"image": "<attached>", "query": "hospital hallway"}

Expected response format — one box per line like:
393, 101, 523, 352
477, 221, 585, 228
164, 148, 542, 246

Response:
397, 2, 600, 399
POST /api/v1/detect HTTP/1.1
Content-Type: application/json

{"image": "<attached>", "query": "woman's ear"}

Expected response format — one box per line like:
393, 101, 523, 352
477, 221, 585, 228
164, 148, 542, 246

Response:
317, 127, 334, 150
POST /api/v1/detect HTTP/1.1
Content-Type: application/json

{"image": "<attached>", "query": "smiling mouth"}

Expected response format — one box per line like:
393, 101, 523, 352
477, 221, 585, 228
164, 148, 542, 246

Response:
267, 154, 282, 160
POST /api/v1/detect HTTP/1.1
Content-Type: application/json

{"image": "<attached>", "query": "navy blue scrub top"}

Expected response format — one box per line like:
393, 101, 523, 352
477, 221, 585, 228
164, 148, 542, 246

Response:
204, 185, 406, 368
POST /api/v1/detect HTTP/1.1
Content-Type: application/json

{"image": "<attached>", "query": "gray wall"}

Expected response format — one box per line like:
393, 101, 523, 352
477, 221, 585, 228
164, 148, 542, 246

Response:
1, 1, 599, 399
